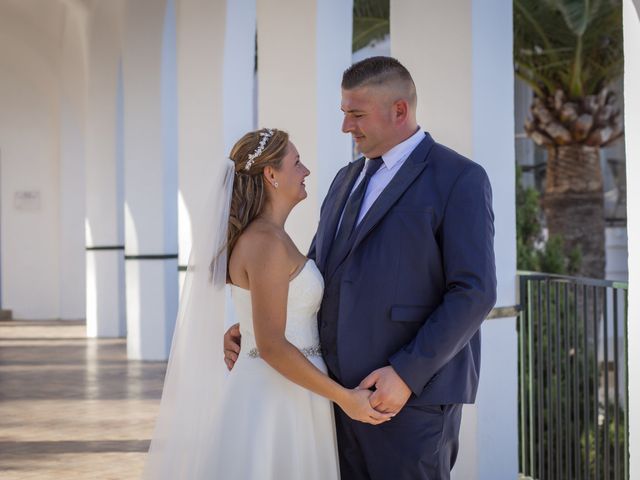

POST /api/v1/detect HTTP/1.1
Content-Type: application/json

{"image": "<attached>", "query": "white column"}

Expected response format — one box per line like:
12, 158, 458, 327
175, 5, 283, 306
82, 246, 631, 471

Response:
223, 0, 256, 152
256, 0, 352, 251
176, 0, 228, 292
391, 1, 517, 479
85, 0, 126, 337
60, 6, 87, 320
623, 1, 640, 477
122, 0, 179, 360
315, 0, 354, 200
220, 0, 257, 326
470, 2, 518, 478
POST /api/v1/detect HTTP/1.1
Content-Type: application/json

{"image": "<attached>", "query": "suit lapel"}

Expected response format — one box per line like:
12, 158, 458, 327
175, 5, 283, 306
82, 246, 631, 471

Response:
316, 158, 365, 272
350, 133, 435, 254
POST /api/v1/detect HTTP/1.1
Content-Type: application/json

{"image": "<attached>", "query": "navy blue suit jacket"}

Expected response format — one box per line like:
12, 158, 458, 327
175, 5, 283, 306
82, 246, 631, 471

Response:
309, 132, 497, 405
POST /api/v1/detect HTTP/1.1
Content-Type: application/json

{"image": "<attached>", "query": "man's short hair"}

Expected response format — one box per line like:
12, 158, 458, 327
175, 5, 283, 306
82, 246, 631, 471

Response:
341, 56, 416, 105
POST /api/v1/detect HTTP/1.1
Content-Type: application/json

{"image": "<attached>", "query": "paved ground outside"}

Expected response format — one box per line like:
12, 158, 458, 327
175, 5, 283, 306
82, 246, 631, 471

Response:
0, 320, 166, 479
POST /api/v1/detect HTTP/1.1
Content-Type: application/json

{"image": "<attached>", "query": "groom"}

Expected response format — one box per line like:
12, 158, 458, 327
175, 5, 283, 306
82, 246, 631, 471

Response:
226, 56, 496, 480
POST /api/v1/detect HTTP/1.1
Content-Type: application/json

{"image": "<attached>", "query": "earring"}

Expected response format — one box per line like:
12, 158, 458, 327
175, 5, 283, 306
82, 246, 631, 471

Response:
274, 181, 279, 188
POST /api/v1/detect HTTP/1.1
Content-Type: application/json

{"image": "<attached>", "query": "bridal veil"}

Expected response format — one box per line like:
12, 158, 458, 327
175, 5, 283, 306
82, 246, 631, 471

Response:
142, 160, 235, 479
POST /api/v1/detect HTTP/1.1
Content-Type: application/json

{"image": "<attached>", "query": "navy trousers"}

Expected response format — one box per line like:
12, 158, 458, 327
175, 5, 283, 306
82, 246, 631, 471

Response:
334, 402, 463, 480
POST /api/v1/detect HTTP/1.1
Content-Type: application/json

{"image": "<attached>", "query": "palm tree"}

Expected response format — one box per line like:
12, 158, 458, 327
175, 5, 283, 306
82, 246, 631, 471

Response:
514, 0, 623, 279
353, 0, 389, 51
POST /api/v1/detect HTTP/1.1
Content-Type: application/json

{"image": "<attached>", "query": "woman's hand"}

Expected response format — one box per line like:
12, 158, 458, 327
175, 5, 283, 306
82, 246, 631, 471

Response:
223, 323, 241, 370
336, 388, 395, 425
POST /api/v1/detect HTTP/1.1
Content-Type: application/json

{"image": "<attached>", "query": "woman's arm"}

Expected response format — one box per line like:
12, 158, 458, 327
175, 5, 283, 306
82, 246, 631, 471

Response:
246, 234, 392, 426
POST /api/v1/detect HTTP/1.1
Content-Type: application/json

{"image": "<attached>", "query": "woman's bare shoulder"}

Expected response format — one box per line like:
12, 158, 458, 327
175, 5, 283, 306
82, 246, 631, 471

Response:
235, 221, 289, 258
229, 222, 293, 283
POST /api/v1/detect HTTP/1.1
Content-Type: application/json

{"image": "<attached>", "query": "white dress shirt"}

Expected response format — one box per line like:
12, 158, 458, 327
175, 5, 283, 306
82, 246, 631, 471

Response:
340, 127, 426, 229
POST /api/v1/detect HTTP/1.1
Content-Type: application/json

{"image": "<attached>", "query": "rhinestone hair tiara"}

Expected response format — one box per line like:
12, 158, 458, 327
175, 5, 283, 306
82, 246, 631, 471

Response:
245, 129, 275, 171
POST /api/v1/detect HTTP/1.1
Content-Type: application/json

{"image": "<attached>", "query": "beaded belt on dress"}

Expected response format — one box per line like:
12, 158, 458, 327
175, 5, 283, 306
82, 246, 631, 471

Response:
247, 345, 322, 359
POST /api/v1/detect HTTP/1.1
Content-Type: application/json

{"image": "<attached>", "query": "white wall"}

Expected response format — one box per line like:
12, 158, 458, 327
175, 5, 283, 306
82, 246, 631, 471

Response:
0, 22, 61, 319
606, 227, 628, 281
256, 0, 319, 251
392, 1, 473, 157
0, 2, 88, 320
257, 0, 352, 251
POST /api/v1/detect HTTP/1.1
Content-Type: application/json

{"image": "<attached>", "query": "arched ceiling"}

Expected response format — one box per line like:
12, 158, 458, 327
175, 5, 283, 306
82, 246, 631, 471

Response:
0, 0, 90, 70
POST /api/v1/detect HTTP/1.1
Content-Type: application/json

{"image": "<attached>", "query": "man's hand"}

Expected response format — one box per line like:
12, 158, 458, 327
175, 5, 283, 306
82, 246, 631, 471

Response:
358, 366, 412, 414
223, 323, 241, 371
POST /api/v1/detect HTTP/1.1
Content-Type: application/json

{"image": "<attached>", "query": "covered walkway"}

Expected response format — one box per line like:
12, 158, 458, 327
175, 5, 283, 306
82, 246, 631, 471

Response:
0, 320, 164, 479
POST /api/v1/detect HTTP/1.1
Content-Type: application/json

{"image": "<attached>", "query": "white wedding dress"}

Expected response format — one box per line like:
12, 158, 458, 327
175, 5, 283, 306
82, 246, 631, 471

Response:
202, 259, 340, 479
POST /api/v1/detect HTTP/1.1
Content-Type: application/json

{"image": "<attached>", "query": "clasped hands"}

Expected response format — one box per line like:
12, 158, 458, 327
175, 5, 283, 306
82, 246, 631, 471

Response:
223, 324, 412, 419
356, 366, 412, 416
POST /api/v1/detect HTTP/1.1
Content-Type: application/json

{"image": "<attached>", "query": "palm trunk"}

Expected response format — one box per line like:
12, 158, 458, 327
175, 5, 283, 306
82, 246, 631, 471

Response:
542, 145, 605, 279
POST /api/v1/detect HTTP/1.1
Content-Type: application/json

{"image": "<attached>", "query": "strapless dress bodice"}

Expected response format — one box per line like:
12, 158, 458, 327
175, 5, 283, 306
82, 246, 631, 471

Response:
231, 259, 324, 357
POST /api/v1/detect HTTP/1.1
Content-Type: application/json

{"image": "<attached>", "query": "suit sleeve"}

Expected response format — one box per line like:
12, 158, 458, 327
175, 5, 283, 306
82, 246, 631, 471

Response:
389, 163, 497, 396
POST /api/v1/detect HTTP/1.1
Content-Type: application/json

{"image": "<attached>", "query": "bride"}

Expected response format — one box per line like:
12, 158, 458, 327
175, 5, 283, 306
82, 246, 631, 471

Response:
143, 128, 392, 479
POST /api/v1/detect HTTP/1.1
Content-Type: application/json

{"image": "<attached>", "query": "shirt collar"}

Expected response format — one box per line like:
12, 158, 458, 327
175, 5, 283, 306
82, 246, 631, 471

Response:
368, 127, 426, 170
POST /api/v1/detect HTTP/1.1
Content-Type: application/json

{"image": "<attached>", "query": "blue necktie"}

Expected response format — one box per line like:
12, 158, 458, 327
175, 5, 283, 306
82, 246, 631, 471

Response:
326, 157, 384, 276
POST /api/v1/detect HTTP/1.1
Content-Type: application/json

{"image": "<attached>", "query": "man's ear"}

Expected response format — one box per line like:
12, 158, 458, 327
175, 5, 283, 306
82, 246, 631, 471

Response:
394, 99, 409, 124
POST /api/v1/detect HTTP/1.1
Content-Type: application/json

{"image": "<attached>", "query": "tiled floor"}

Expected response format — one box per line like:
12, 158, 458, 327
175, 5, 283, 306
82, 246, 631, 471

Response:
0, 320, 166, 479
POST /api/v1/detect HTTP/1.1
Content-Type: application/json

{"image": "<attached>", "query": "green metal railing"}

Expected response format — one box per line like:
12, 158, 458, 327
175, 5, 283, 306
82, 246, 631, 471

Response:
518, 272, 629, 480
